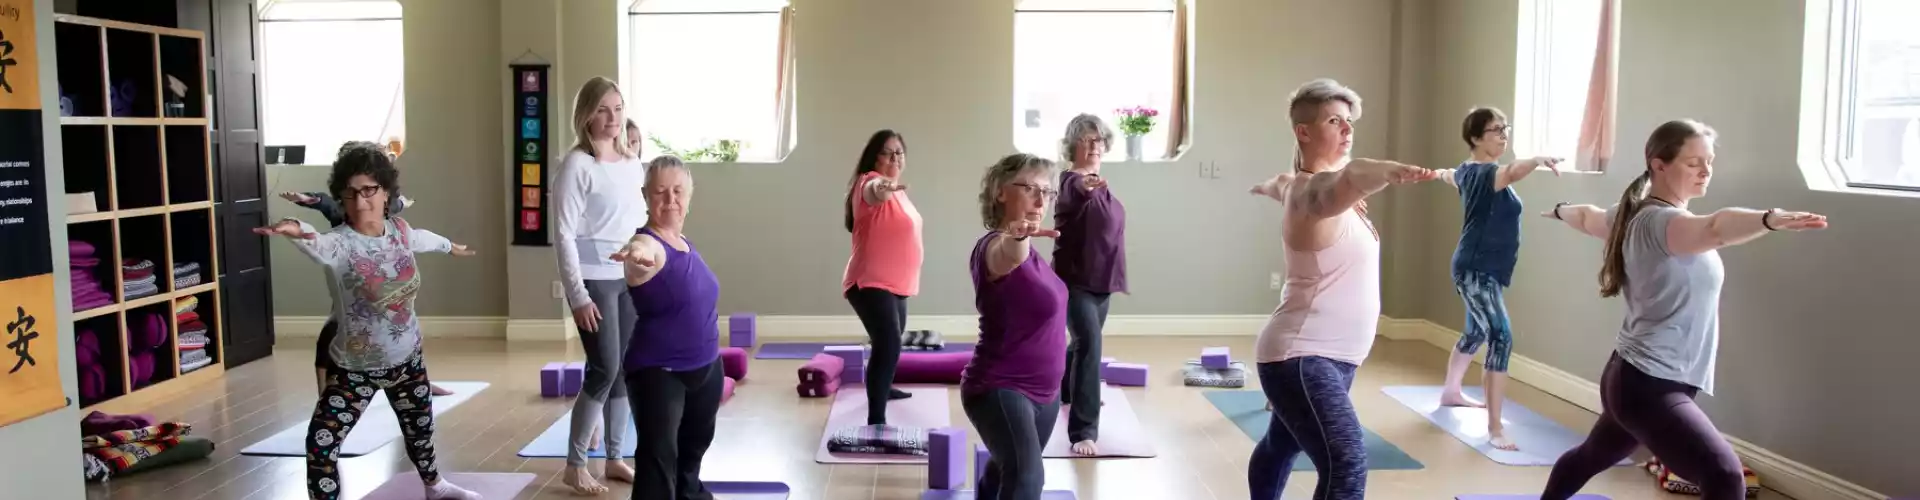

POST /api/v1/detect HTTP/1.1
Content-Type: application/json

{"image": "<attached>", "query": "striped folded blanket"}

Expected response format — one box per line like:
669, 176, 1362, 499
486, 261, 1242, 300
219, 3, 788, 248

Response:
1643, 458, 1761, 497
172, 261, 200, 276
1182, 360, 1248, 388
902, 330, 945, 351
827, 424, 930, 456
178, 332, 209, 349
180, 349, 211, 367
82, 422, 190, 475
173, 273, 201, 289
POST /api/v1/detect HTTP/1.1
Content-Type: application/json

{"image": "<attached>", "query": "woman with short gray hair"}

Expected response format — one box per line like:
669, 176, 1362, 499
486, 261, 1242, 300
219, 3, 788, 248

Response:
1050, 113, 1125, 456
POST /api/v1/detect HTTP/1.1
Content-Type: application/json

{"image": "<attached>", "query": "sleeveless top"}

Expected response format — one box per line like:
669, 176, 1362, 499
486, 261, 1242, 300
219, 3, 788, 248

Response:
625, 227, 722, 372
1256, 210, 1382, 366
962, 232, 1069, 404
843, 171, 924, 296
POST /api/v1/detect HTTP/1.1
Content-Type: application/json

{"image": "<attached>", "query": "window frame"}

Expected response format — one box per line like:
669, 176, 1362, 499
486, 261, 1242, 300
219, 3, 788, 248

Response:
623, 0, 795, 164
1511, 0, 1609, 174
258, 1, 406, 166
1797, 0, 1920, 197
1011, 0, 1192, 163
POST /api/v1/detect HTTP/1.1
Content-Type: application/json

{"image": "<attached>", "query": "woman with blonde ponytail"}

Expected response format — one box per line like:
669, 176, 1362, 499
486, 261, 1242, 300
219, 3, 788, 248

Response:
1539, 120, 1827, 500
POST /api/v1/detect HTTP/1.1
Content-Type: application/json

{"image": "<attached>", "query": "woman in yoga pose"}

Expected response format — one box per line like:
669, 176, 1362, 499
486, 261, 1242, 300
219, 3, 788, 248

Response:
609, 156, 725, 500
1247, 78, 1438, 500
842, 129, 922, 425
1428, 107, 1564, 451
1050, 114, 1125, 456
552, 75, 649, 494
1539, 120, 1826, 500
257, 144, 479, 500
964, 153, 1069, 500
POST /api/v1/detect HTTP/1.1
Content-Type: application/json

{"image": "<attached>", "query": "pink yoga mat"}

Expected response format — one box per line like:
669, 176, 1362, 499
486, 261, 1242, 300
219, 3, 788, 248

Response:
815, 385, 951, 464
360, 473, 535, 500
1042, 383, 1156, 458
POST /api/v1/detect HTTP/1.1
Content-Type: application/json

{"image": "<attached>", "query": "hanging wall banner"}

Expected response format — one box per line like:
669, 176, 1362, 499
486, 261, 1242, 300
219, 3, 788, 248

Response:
0, 0, 70, 428
511, 63, 552, 246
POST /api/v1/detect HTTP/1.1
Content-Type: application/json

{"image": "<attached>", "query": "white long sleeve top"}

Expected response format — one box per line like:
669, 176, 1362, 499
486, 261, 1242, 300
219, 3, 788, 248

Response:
552, 149, 649, 307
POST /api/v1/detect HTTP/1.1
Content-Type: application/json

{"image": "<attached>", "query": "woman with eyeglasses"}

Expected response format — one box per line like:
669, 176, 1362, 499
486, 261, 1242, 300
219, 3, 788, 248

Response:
256, 144, 480, 500
1051, 114, 1126, 456
842, 129, 923, 426
964, 153, 1069, 500
1426, 107, 1564, 451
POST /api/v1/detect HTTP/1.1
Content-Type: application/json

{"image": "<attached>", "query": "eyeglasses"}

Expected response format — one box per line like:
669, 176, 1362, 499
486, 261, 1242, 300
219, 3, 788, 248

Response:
1485, 125, 1513, 138
1009, 182, 1058, 200
341, 185, 386, 199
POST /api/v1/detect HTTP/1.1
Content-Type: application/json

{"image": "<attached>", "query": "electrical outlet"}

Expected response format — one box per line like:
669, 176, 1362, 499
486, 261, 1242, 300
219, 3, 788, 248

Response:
551, 280, 564, 299
1269, 272, 1284, 290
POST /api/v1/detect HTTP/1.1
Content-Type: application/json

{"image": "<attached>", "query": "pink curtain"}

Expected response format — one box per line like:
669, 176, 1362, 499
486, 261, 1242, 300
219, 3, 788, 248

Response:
773, 6, 797, 155
1574, 0, 1618, 171
1161, 0, 1189, 159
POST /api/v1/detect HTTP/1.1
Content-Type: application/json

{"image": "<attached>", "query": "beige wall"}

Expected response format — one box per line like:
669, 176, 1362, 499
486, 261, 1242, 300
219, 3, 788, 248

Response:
1379, 0, 1919, 494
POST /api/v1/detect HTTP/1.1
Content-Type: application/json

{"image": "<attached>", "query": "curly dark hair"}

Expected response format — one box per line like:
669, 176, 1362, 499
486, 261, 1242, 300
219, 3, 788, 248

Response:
327, 142, 400, 216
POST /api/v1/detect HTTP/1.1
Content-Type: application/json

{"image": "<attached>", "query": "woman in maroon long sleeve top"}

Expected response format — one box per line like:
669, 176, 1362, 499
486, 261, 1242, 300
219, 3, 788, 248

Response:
1050, 114, 1127, 456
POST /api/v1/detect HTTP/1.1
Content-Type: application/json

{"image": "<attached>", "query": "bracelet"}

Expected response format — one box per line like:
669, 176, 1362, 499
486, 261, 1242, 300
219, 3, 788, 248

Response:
1553, 202, 1568, 220
1013, 235, 1030, 241
1762, 209, 1779, 231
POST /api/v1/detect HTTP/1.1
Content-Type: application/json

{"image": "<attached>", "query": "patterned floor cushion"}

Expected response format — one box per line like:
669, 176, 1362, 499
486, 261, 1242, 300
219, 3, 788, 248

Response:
827, 424, 930, 456
1643, 458, 1761, 497
1182, 359, 1248, 388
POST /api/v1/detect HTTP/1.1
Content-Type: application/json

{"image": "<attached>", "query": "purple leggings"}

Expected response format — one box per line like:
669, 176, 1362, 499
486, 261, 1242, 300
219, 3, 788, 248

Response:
1543, 353, 1745, 500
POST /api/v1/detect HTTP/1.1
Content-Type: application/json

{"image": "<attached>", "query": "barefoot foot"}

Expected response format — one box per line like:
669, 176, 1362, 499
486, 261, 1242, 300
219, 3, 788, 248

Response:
430, 383, 455, 396
1070, 440, 1100, 456
1489, 430, 1518, 451
1439, 391, 1486, 408
562, 465, 609, 495
604, 460, 635, 483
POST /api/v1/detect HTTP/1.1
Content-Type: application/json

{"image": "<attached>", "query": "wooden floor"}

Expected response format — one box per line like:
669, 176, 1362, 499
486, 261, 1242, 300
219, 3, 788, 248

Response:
81, 335, 1788, 500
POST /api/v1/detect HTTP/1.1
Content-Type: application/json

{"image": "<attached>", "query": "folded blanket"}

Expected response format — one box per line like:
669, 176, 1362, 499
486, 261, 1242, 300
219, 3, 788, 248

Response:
71, 256, 101, 268
1644, 458, 1761, 497
81, 411, 158, 437
73, 295, 114, 311
177, 310, 199, 324
124, 281, 160, 300
83, 422, 191, 476
71, 240, 97, 256
175, 296, 198, 314
1182, 360, 1249, 388
826, 424, 930, 456
124, 273, 157, 286
179, 332, 210, 349
122, 259, 154, 272
172, 261, 200, 276
902, 329, 946, 350
124, 268, 154, 281
180, 349, 211, 366
173, 273, 201, 289
798, 352, 844, 385
797, 377, 841, 398
180, 356, 214, 373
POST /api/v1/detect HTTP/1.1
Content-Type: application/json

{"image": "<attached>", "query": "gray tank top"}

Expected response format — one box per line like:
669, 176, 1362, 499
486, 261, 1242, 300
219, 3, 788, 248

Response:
1610, 203, 1724, 394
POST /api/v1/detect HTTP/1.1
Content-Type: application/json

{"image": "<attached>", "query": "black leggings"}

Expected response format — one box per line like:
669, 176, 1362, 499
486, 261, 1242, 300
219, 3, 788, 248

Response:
963, 388, 1060, 500
307, 354, 439, 500
1061, 288, 1109, 443
845, 286, 905, 425
627, 360, 724, 500
1543, 353, 1745, 500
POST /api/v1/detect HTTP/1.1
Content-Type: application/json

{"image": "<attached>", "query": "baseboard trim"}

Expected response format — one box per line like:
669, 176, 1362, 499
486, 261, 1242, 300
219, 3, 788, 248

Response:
1377, 316, 1886, 500
275, 316, 507, 340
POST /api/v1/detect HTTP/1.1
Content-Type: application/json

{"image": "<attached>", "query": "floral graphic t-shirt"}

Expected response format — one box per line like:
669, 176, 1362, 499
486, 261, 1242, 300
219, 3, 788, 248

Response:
287, 217, 453, 371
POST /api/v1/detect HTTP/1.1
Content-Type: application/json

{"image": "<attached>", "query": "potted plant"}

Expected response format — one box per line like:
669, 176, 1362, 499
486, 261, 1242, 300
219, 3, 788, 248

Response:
1114, 106, 1159, 161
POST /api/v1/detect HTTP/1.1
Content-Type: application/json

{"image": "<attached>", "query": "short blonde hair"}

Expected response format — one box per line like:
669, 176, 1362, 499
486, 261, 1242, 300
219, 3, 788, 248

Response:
977, 153, 1057, 230
1059, 114, 1114, 161
1287, 78, 1363, 125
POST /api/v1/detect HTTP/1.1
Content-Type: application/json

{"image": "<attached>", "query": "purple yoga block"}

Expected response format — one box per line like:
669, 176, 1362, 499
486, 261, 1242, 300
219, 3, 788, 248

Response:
1100, 357, 1115, 370
1201, 346, 1230, 369
1103, 362, 1148, 386
844, 364, 866, 385
729, 312, 756, 347
562, 362, 585, 396
825, 345, 865, 369
540, 362, 564, 398
927, 427, 967, 490
973, 443, 990, 486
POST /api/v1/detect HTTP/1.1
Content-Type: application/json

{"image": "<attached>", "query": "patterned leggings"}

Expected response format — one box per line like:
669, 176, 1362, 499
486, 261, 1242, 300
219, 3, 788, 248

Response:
1452, 271, 1515, 373
306, 353, 439, 499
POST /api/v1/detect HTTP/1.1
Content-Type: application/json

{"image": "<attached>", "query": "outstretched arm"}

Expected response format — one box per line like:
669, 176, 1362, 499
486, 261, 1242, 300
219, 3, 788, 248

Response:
281, 191, 348, 227
1296, 158, 1440, 220
861, 175, 908, 206
985, 218, 1059, 280
1664, 208, 1827, 255
254, 218, 344, 265
1542, 203, 1611, 239
1248, 172, 1299, 203
1494, 156, 1563, 191
611, 234, 667, 287
402, 225, 473, 256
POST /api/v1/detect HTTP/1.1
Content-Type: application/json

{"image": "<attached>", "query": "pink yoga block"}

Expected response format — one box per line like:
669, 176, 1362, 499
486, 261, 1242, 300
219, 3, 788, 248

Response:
540, 362, 565, 397
562, 362, 585, 396
722, 376, 737, 403
729, 312, 756, 347
719, 347, 749, 380
1103, 362, 1148, 386
927, 427, 967, 490
896, 351, 970, 384
973, 443, 990, 486
1201, 346, 1230, 369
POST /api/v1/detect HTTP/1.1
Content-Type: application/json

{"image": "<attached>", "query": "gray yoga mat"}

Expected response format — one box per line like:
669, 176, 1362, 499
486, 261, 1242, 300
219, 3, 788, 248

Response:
1381, 385, 1631, 467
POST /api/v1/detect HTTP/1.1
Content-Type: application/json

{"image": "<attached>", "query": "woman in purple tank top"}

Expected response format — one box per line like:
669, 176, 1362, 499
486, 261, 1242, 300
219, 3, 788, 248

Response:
609, 156, 726, 500
963, 153, 1071, 500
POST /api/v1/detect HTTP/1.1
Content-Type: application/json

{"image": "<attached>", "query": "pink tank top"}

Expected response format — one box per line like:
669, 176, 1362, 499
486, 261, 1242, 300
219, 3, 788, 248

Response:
1256, 209, 1381, 366
842, 172, 923, 296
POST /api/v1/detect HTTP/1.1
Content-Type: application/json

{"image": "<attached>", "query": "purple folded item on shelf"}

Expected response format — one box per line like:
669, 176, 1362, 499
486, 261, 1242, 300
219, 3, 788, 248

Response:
129, 352, 155, 387
78, 329, 99, 356
73, 295, 113, 311
127, 313, 168, 352
70, 256, 101, 267
79, 364, 106, 401
81, 410, 158, 436
76, 340, 97, 367
70, 240, 96, 255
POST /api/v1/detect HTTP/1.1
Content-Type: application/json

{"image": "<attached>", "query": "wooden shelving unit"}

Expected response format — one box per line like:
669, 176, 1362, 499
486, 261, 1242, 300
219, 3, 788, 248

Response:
55, 14, 226, 411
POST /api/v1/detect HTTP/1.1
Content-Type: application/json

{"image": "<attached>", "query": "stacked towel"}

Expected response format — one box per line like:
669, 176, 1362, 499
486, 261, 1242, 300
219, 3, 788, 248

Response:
123, 259, 160, 300
176, 297, 212, 374
70, 241, 114, 310
796, 352, 845, 398
171, 261, 201, 289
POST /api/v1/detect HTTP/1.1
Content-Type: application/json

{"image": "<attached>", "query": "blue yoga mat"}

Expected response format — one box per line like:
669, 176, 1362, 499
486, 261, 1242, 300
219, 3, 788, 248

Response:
1202, 389, 1424, 471
517, 411, 639, 458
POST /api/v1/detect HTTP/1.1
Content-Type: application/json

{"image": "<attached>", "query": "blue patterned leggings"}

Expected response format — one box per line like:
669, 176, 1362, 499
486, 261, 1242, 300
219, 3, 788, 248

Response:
1453, 271, 1514, 373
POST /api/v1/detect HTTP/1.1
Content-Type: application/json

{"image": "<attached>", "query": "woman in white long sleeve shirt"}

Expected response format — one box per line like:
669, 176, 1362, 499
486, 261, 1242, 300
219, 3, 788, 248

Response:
551, 76, 650, 495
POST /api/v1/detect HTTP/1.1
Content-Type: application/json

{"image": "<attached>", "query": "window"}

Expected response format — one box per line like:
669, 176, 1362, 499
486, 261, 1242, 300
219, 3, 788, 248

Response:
1513, 0, 1613, 172
259, 0, 404, 161
1014, 0, 1189, 161
1800, 0, 1920, 193
627, 0, 793, 163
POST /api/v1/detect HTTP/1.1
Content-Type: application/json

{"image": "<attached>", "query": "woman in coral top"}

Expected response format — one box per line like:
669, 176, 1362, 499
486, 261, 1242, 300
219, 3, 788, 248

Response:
842, 129, 923, 426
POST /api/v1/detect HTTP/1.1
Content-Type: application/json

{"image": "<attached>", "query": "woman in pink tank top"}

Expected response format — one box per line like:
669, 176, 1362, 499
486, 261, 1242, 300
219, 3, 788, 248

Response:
841, 130, 925, 426
1244, 79, 1440, 500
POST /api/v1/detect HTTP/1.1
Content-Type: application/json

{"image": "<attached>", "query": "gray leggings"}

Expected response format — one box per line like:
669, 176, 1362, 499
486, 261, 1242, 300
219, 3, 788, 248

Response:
570, 279, 637, 466
963, 388, 1060, 500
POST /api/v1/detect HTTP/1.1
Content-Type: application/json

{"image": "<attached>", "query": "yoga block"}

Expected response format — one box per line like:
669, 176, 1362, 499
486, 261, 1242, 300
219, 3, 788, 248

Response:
896, 351, 970, 384
562, 362, 585, 396
722, 376, 737, 403
973, 443, 990, 486
729, 312, 756, 347
540, 362, 565, 398
1201, 346, 1230, 369
720, 346, 749, 380
825, 345, 866, 374
844, 364, 866, 385
1101, 357, 1115, 370
927, 427, 967, 490
1103, 362, 1148, 386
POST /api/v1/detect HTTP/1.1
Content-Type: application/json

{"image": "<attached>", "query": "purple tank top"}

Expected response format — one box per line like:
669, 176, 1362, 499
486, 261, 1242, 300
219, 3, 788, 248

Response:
962, 232, 1069, 404
625, 228, 721, 372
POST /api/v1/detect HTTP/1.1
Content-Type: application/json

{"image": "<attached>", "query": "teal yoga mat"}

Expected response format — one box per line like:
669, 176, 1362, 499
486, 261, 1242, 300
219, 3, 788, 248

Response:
1202, 389, 1424, 470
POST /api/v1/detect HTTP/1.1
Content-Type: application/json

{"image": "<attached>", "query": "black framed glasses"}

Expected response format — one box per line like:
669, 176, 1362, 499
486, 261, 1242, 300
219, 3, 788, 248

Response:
340, 185, 386, 199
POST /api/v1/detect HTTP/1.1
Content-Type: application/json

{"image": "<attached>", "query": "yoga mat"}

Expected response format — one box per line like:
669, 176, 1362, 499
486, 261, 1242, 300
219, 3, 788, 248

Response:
1042, 384, 1155, 458
1201, 389, 1424, 471
921, 490, 1077, 500
240, 381, 489, 457
516, 411, 639, 458
1455, 495, 1610, 500
815, 385, 952, 464
1381, 385, 1632, 467
757, 341, 976, 360
709, 481, 793, 500
360, 473, 535, 500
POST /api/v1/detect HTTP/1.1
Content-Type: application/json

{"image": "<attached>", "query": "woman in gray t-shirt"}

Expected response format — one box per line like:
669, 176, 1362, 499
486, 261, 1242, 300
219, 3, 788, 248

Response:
1536, 120, 1827, 500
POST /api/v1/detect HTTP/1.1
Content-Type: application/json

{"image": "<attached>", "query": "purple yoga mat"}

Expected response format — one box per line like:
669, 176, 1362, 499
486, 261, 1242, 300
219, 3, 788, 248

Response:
756, 341, 977, 359
709, 481, 792, 499
361, 473, 535, 500
921, 490, 1077, 500
1455, 495, 1610, 500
